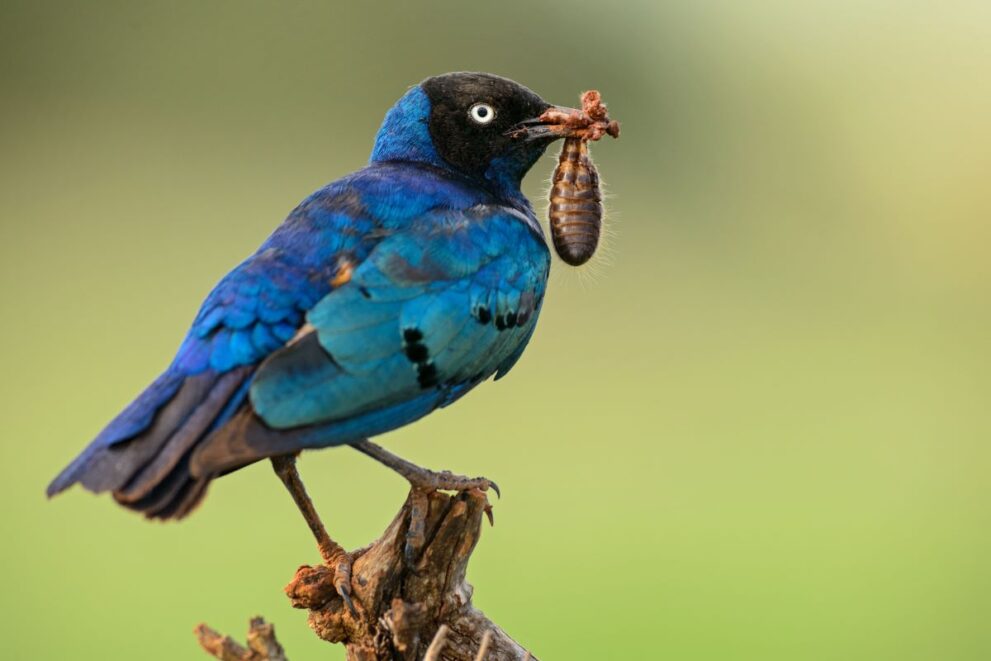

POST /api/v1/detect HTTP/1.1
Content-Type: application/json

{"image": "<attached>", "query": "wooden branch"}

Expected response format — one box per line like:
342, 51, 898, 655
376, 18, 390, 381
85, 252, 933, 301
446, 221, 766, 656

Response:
196, 617, 288, 661
197, 489, 536, 660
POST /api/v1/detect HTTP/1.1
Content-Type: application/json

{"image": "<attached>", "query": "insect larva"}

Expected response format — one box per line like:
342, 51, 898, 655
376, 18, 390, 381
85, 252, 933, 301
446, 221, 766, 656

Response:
549, 137, 602, 267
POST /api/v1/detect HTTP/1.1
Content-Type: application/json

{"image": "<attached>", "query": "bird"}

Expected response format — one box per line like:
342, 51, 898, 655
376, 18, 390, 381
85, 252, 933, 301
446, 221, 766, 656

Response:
47, 72, 600, 611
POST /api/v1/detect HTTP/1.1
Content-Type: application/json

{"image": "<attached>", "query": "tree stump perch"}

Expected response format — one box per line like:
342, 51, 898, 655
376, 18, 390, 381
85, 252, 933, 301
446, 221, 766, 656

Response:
196, 489, 536, 660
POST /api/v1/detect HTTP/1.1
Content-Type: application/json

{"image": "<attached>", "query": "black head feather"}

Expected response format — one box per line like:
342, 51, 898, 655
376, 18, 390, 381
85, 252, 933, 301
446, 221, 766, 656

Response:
421, 72, 552, 177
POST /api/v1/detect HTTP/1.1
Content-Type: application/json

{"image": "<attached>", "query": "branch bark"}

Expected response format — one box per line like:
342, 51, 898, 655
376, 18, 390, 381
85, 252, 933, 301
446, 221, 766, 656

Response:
197, 489, 536, 660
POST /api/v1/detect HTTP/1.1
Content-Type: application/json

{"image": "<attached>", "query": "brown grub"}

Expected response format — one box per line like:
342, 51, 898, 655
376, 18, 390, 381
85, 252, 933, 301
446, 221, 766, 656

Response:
548, 138, 602, 267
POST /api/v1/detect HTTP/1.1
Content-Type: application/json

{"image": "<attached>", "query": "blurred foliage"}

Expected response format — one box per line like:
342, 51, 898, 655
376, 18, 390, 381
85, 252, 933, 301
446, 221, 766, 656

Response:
1, 1, 989, 659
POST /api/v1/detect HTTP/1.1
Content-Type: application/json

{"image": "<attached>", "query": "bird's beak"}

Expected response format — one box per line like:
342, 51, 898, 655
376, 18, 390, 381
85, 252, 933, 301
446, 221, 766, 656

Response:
506, 105, 583, 143
506, 103, 620, 144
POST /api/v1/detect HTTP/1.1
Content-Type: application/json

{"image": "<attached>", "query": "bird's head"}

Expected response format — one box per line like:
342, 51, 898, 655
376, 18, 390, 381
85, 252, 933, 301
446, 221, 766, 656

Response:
370, 72, 588, 198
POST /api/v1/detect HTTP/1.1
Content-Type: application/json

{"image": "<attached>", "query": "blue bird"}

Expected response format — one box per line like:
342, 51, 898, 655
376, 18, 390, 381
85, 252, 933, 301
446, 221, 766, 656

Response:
48, 72, 589, 609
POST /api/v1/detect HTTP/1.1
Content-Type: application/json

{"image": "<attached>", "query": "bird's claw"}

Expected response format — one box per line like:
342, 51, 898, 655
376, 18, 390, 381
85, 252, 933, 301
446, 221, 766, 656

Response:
324, 552, 357, 617
403, 540, 420, 571
403, 489, 429, 570
338, 582, 357, 618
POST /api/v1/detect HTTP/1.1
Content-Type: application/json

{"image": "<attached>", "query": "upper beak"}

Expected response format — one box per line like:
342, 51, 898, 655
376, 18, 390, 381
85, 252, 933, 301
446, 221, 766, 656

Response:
506, 105, 582, 143
506, 103, 620, 143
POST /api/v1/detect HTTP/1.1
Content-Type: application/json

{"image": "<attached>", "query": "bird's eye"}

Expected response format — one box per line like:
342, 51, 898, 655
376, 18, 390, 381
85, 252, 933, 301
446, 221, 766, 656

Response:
469, 103, 496, 125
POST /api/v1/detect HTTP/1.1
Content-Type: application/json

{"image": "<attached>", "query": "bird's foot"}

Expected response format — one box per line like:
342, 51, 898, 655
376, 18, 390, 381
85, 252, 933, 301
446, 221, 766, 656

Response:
318, 543, 356, 617
405, 466, 500, 497
352, 440, 500, 497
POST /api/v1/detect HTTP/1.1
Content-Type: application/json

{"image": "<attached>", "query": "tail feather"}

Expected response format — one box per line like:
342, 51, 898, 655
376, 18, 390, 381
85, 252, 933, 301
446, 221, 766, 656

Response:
115, 453, 191, 515
46, 371, 185, 497
49, 366, 254, 520
114, 369, 247, 503
78, 372, 221, 494
114, 454, 210, 520
163, 477, 211, 520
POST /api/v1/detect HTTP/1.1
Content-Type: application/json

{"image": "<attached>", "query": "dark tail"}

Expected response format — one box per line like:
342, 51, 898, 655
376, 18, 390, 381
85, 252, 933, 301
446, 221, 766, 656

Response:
48, 366, 254, 520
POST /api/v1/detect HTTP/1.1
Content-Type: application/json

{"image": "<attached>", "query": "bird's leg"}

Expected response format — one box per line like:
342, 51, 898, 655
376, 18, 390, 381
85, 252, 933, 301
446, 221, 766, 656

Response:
351, 440, 497, 567
270, 454, 356, 616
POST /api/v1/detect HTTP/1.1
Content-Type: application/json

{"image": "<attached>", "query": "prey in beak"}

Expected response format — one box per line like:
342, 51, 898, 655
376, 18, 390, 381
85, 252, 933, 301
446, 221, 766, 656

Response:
507, 90, 621, 144
511, 89, 621, 267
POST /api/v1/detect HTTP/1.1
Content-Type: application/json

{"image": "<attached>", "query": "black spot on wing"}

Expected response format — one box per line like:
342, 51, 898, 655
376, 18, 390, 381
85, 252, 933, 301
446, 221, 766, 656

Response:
404, 342, 429, 363
416, 362, 438, 388
476, 307, 491, 325
402, 326, 435, 388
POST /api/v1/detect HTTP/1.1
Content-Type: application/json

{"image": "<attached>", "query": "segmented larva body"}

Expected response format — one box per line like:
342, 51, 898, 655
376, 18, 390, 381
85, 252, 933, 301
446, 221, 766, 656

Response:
549, 137, 602, 266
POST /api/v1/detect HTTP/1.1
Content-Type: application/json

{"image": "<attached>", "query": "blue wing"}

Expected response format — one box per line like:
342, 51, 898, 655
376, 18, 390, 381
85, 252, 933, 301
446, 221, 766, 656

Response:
172, 188, 379, 375
189, 205, 549, 475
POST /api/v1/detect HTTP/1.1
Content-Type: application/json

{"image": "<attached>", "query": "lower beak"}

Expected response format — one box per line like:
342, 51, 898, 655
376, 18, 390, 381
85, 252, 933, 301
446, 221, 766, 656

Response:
507, 105, 583, 143
507, 104, 620, 143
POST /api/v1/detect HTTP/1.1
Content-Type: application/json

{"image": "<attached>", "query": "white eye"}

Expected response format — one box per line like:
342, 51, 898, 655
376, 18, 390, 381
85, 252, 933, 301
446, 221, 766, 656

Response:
469, 102, 496, 125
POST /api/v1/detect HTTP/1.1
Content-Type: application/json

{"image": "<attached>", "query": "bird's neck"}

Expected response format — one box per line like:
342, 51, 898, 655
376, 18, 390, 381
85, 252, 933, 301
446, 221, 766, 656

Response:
370, 87, 446, 169
370, 155, 534, 217
482, 148, 545, 208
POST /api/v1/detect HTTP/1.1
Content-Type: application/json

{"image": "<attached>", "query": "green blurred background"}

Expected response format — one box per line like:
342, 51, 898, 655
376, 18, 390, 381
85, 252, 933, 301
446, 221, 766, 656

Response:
2, 1, 989, 658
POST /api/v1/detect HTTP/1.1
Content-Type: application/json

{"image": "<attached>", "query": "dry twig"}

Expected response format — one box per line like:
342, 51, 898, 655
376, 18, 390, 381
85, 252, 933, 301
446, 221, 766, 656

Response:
196, 617, 288, 661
